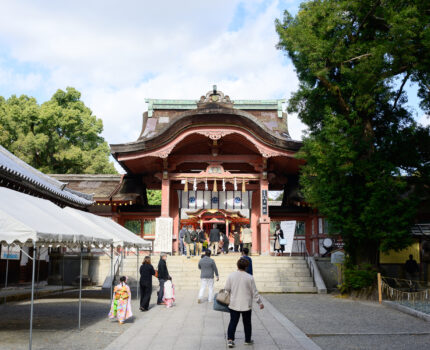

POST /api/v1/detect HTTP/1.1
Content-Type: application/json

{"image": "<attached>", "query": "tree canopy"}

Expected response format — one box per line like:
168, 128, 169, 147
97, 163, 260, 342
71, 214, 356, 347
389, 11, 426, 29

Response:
0, 87, 117, 174
276, 0, 430, 263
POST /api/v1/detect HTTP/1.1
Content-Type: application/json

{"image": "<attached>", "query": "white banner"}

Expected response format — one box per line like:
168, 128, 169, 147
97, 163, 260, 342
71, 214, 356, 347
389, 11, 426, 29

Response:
1, 245, 21, 260
154, 217, 173, 253
281, 220, 296, 256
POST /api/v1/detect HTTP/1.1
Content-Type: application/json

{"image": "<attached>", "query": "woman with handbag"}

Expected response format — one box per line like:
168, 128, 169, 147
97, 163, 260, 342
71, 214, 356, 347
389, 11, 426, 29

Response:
224, 258, 264, 348
274, 223, 285, 256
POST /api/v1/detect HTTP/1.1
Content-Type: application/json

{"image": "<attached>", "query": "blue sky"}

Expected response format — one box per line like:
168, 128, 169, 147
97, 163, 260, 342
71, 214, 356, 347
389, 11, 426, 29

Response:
0, 0, 427, 148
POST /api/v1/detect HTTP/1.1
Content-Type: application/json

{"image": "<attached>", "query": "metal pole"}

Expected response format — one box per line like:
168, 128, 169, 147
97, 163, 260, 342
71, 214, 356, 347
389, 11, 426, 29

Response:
4, 245, 10, 304
29, 243, 36, 350
136, 247, 139, 301
62, 249, 65, 294
110, 245, 113, 303
35, 247, 40, 299
78, 245, 83, 330
120, 248, 124, 275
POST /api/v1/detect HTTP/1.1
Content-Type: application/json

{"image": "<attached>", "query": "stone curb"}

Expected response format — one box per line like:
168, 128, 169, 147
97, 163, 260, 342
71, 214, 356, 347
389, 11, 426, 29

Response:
261, 296, 323, 350
382, 301, 430, 322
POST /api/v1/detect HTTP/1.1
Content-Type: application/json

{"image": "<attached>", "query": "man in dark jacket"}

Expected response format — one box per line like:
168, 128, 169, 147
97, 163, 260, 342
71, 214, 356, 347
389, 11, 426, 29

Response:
179, 225, 187, 256
157, 253, 169, 305
184, 228, 192, 259
242, 247, 253, 275
209, 224, 220, 255
198, 250, 219, 303
190, 226, 198, 257
196, 227, 205, 256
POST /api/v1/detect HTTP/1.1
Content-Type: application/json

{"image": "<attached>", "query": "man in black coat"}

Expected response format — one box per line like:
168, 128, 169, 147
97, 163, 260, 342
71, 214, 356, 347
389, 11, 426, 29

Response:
157, 253, 169, 305
139, 256, 155, 311
209, 224, 220, 255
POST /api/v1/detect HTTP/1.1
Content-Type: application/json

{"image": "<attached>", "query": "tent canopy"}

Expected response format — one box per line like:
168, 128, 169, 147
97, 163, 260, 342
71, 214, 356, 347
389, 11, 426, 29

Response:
0, 187, 112, 247
63, 207, 151, 249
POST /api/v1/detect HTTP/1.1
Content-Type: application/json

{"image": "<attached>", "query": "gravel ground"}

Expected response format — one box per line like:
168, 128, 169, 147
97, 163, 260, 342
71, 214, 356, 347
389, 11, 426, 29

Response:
0, 289, 154, 350
264, 294, 430, 350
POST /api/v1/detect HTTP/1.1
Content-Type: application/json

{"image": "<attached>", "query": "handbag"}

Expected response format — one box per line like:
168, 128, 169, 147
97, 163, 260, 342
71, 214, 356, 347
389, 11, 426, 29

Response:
216, 289, 230, 305
213, 294, 230, 312
279, 238, 287, 245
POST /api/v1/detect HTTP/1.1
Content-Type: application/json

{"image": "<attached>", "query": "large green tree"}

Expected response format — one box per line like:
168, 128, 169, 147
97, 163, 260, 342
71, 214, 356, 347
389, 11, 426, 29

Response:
276, 0, 430, 264
0, 87, 117, 174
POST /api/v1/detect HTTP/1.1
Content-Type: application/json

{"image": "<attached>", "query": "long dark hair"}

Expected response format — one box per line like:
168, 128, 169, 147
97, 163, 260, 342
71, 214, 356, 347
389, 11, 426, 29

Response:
143, 256, 151, 265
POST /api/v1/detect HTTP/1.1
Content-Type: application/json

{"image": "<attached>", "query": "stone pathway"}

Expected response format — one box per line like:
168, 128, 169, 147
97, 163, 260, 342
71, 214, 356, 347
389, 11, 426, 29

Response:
104, 290, 321, 350
265, 294, 430, 350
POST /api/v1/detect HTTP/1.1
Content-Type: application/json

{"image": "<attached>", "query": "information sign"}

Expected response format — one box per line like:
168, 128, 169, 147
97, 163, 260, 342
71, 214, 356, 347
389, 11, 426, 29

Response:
280, 220, 296, 256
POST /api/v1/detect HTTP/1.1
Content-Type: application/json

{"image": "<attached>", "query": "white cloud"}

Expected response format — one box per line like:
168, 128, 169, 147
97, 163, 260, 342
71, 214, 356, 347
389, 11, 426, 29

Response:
0, 0, 306, 145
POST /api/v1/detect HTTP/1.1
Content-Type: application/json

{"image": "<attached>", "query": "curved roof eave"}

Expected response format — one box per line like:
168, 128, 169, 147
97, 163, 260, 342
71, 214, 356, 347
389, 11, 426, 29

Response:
110, 107, 303, 157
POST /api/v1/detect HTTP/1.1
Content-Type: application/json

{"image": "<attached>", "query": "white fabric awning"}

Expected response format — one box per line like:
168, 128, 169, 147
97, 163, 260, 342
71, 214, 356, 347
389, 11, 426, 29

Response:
63, 207, 152, 249
0, 187, 112, 247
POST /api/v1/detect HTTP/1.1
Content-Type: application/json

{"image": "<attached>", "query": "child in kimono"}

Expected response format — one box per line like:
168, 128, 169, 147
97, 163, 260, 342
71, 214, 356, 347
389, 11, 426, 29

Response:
109, 276, 133, 324
162, 276, 175, 308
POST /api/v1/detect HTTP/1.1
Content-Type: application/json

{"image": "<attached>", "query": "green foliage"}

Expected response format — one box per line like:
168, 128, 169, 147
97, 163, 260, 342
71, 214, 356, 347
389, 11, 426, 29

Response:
147, 190, 161, 205
340, 263, 377, 293
276, 0, 430, 263
0, 87, 117, 174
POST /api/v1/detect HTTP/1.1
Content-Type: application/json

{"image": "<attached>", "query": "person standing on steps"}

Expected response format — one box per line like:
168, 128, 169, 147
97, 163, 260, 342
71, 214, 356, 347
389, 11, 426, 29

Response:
241, 247, 253, 275
273, 223, 285, 256
139, 256, 155, 311
196, 226, 205, 256
209, 224, 220, 256
183, 227, 192, 259
233, 229, 241, 252
225, 258, 264, 348
241, 224, 252, 252
190, 225, 198, 257
157, 253, 169, 305
179, 225, 187, 256
197, 250, 219, 303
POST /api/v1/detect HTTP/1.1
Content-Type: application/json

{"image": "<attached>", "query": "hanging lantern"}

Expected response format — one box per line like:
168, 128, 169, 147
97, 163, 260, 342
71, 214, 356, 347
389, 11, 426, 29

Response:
234, 177, 237, 191
242, 178, 246, 193
205, 178, 208, 190
222, 178, 226, 191
184, 180, 188, 192
213, 179, 217, 192
193, 177, 197, 191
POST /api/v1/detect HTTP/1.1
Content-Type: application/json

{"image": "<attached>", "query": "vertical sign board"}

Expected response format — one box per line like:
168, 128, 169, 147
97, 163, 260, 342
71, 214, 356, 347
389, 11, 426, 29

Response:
261, 190, 268, 216
154, 217, 173, 254
280, 221, 297, 256
1, 246, 21, 260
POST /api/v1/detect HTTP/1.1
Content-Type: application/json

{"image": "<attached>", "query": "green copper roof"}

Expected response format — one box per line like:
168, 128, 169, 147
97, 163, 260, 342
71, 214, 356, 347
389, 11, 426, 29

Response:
144, 98, 286, 118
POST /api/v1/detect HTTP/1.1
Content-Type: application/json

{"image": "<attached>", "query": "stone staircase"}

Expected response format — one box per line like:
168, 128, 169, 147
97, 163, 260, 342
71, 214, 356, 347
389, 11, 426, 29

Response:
120, 254, 317, 293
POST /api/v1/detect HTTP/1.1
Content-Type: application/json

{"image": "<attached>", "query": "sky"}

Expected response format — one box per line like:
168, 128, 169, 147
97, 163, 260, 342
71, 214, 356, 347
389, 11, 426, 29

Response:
0, 0, 427, 153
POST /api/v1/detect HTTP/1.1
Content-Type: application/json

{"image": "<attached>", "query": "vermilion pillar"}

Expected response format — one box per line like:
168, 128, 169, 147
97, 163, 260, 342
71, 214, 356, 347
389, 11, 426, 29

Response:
251, 190, 260, 255
161, 178, 170, 217
259, 178, 271, 255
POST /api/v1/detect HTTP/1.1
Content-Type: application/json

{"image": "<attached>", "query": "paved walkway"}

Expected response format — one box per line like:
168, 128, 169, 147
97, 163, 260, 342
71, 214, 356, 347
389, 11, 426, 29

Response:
265, 294, 430, 350
104, 290, 321, 350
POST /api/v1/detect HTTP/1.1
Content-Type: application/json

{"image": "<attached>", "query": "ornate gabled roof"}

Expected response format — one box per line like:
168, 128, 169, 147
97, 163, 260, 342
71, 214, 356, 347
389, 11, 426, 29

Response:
111, 87, 302, 157
0, 145, 93, 208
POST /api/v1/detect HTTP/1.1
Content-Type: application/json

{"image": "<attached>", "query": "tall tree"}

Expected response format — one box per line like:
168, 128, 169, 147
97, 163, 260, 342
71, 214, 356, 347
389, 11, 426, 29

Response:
276, 0, 430, 264
0, 87, 117, 174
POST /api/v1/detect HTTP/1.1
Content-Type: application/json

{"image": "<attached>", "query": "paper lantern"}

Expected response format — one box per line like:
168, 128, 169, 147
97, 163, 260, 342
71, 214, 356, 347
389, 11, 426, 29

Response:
213, 179, 217, 192
184, 180, 188, 192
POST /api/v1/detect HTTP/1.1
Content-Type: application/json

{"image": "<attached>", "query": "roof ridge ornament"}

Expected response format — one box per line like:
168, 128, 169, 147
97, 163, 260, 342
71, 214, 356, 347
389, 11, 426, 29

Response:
197, 85, 233, 108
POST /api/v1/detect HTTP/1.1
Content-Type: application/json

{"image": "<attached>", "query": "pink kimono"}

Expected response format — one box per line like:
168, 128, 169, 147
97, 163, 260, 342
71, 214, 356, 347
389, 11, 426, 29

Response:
109, 283, 133, 323
162, 280, 175, 308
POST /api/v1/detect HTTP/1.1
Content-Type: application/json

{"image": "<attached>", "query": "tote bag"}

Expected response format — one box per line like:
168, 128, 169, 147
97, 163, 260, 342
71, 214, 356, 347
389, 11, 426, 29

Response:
216, 289, 230, 305
279, 238, 287, 245
213, 294, 230, 312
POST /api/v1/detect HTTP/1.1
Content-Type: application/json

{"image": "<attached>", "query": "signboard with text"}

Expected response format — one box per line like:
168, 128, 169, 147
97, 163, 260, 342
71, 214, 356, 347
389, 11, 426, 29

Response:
261, 190, 268, 216
280, 220, 296, 256
1, 246, 21, 260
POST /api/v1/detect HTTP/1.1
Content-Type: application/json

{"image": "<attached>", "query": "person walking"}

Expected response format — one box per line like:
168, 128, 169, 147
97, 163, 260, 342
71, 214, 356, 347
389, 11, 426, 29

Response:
139, 256, 155, 311
241, 224, 252, 252
233, 229, 240, 252
183, 227, 192, 259
157, 254, 169, 305
225, 258, 264, 348
273, 223, 285, 256
198, 250, 219, 303
190, 226, 198, 256
196, 227, 205, 256
209, 224, 220, 256
405, 254, 420, 291
109, 276, 133, 324
179, 225, 187, 256
242, 248, 253, 275
222, 232, 230, 254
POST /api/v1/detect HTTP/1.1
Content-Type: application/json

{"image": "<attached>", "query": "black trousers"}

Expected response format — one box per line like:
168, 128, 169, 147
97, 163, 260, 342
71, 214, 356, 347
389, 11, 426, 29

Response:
157, 279, 165, 304
140, 282, 152, 309
227, 308, 252, 342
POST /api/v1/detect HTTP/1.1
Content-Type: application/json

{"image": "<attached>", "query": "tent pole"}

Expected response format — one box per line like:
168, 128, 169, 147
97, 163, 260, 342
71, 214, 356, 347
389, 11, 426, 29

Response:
110, 245, 113, 303
136, 247, 139, 301
62, 248, 65, 294
29, 243, 36, 350
4, 245, 9, 304
78, 245, 83, 331
35, 247, 40, 299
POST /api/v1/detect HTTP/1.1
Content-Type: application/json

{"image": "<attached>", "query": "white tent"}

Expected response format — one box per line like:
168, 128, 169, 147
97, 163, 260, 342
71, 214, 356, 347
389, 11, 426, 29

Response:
0, 187, 112, 247
0, 187, 115, 350
63, 206, 151, 249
